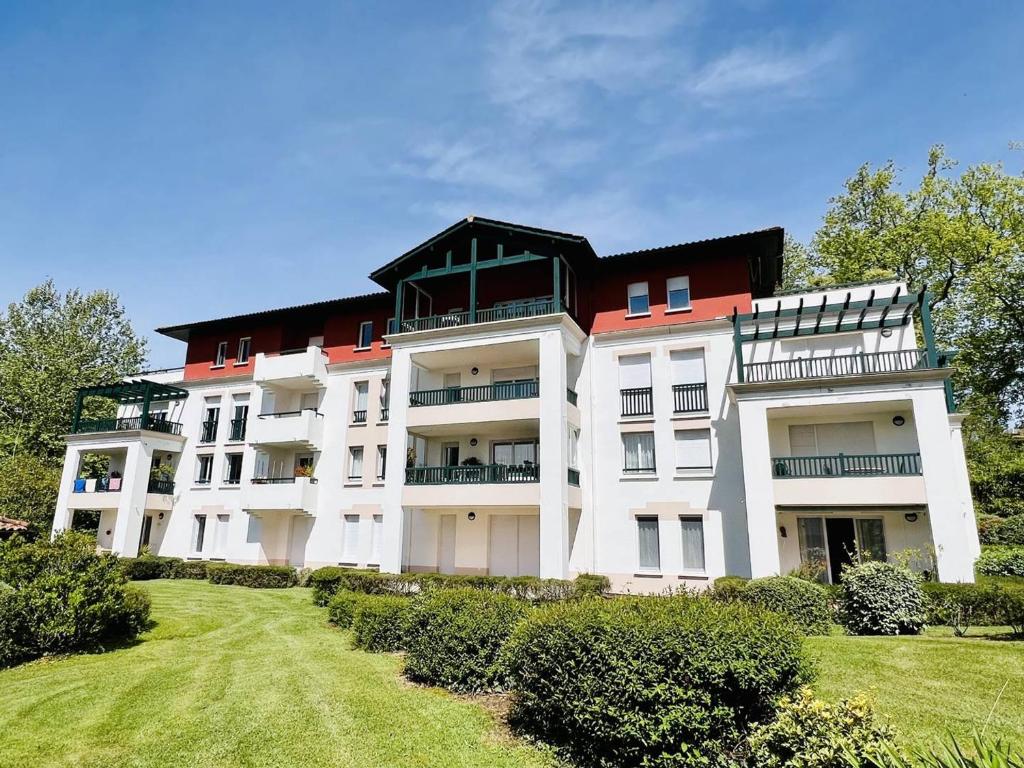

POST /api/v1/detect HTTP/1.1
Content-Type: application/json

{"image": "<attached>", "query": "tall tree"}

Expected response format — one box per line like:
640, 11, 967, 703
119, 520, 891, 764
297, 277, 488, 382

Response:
0, 280, 148, 461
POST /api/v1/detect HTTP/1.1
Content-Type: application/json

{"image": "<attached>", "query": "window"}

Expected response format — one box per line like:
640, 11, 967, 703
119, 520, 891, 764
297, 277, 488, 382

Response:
856, 518, 886, 561
627, 282, 649, 316
619, 354, 653, 416
353, 382, 368, 422
342, 514, 360, 563
214, 341, 228, 367
236, 337, 251, 365
666, 276, 691, 311
230, 403, 248, 441
567, 426, 580, 468
383, 318, 395, 347
200, 404, 220, 443
680, 516, 706, 572
788, 422, 876, 456
637, 516, 660, 571
674, 429, 712, 471
192, 514, 207, 553
797, 518, 828, 583
370, 514, 383, 564
623, 432, 656, 473
357, 321, 373, 350
670, 349, 706, 385
214, 514, 230, 557
376, 445, 387, 481
224, 453, 243, 485
492, 440, 537, 465
348, 447, 364, 481
195, 455, 213, 485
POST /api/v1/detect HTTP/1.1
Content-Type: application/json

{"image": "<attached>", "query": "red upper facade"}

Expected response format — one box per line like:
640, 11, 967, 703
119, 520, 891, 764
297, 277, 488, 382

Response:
158, 218, 783, 382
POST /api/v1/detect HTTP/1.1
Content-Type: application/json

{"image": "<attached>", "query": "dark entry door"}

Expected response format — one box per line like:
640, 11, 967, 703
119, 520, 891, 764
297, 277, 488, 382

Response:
825, 517, 857, 583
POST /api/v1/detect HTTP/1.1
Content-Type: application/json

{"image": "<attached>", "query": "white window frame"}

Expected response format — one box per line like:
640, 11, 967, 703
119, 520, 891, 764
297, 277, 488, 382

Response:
666, 276, 691, 312
375, 445, 387, 481
348, 446, 364, 482
627, 282, 650, 317
195, 455, 213, 485
674, 428, 713, 473
235, 337, 251, 365
213, 341, 228, 368
223, 453, 244, 485
192, 514, 207, 554
679, 515, 706, 574
622, 431, 656, 475
342, 514, 360, 564
636, 515, 661, 572
357, 321, 373, 351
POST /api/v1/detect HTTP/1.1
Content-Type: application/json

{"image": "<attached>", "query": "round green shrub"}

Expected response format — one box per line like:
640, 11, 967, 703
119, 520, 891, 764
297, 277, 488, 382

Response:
501, 595, 810, 768
327, 590, 363, 629
840, 561, 926, 635
404, 588, 530, 692
740, 576, 832, 635
745, 686, 895, 767
975, 546, 1024, 577
572, 573, 611, 597
351, 594, 412, 652
712, 575, 749, 602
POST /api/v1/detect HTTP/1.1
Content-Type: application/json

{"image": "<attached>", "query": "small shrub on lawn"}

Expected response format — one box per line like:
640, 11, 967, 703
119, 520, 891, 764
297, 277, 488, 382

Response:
120, 555, 181, 580
206, 563, 298, 588
327, 590, 364, 629
712, 575, 750, 602
351, 595, 412, 652
502, 595, 810, 768
975, 546, 1024, 578
740, 576, 833, 635
572, 573, 611, 597
840, 561, 926, 636
404, 588, 530, 692
0, 532, 152, 667
744, 687, 895, 768
990, 585, 1024, 636
168, 559, 209, 580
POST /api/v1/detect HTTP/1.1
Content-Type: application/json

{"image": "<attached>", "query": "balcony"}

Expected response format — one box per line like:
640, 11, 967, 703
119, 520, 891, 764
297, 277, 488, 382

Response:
392, 299, 559, 334
241, 477, 319, 514
744, 349, 935, 384
620, 387, 653, 417
249, 409, 324, 450
410, 380, 539, 407
228, 418, 247, 442
199, 419, 218, 443
672, 382, 708, 414
253, 346, 328, 389
771, 453, 926, 507
402, 463, 541, 508
406, 464, 540, 484
73, 416, 183, 436
66, 476, 175, 511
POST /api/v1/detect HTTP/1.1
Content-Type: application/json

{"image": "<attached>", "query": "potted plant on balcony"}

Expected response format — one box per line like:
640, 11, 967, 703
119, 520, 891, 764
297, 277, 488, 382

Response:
461, 455, 483, 482
294, 463, 314, 480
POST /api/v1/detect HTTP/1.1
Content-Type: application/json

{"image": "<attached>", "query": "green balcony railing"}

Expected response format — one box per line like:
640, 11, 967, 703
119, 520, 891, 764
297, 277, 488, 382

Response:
199, 419, 218, 443
745, 349, 933, 383
352, 410, 367, 424
147, 478, 175, 494
772, 452, 923, 478
73, 416, 184, 436
620, 387, 653, 417
567, 467, 580, 486
409, 380, 539, 407
405, 464, 540, 485
394, 300, 559, 333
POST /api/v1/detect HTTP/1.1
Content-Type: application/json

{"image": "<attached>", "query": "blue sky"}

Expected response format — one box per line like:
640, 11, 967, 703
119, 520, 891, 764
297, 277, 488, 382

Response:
1, 1, 1022, 368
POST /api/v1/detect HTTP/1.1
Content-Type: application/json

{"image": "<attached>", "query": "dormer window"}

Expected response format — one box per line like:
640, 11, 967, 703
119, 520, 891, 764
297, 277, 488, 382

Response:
627, 282, 650, 316
213, 341, 227, 368
236, 337, 251, 365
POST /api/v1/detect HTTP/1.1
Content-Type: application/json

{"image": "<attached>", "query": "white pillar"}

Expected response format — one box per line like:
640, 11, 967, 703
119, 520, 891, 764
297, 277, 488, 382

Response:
109, 440, 152, 557
538, 330, 569, 579
948, 415, 981, 564
380, 346, 412, 574
913, 393, 976, 582
52, 445, 83, 536
737, 398, 780, 577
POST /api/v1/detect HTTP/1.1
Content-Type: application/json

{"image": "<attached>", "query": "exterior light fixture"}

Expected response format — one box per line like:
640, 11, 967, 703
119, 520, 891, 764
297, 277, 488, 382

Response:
158, 512, 165, 520
471, 367, 479, 375
779, 526, 787, 539
467, 511, 476, 521
881, 327, 893, 338
892, 415, 906, 427
904, 512, 919, 523
469, 438, 478, 447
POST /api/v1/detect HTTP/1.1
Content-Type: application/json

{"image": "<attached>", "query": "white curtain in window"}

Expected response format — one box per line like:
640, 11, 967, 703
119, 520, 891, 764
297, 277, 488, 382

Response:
370, 514, 383, 564
624, 432, 656, 471
797, 518, 828, 582
680, 516, 706, 571
856, 518, 886, 561
670, 349, 705, 385
674, 429, 712, 469
354, 382, 368, 411
637, 517, 660, 570
342, 515, 360, 562
618, 354, 652, 389
349, 447, 364, 478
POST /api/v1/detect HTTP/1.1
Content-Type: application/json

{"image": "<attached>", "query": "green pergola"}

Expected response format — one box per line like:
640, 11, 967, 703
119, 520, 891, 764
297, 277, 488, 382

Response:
72, 380, 189, 434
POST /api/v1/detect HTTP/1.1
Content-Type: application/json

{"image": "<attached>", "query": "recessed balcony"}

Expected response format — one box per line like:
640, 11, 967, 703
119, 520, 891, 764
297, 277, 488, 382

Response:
253, 346, 328, 389
407, 381, 541, 428
772, 452, 922, 478
771, 452, 926, 507
249, 409, 324, 450
392, 299, 559, 334
241, 477, 319, 514
402, 464, 541, 507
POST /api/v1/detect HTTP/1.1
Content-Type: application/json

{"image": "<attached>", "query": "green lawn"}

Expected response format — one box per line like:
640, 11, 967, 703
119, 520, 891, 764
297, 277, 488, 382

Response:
0, 580, 552, 768
808, 627, 1024, 748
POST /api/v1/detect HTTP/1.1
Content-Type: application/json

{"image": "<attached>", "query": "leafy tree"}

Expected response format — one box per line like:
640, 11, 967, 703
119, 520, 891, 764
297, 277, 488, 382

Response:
0, 454, 61, 535
0, 280, 148, 461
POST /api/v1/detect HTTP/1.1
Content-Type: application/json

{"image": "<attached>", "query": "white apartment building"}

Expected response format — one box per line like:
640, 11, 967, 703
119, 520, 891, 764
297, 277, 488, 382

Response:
51, 218, 981, 589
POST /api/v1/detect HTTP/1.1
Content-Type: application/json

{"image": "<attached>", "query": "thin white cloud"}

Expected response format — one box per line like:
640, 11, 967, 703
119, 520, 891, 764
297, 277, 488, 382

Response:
687, 38, 845, 99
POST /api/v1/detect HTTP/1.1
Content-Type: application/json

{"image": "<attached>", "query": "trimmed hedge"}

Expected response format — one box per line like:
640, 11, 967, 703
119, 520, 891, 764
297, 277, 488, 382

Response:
350, 594, 412, 652
712, 575, 750, 602
169, 559, 209, 580
206, 563, 298, 588
404, 588, 530, 692
975, 546, 1024, 578
502, 596, 810, 768
120, 555, 180, 580
978, 515, 1024, 546
840, 561, 926, 636
739, 576, 833, 635
309, 566, 607, 606
327, 590, 367, 629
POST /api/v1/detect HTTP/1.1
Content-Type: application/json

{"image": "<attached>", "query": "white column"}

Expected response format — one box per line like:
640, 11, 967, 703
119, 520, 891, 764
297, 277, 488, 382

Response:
737, 398, 780, 577
948, 415, 981, 564
109, 440, 153, 557
52, 445, 83, 536
913, 393, 976, 582
538, 330, 569, 579
380, 346, 411, 574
